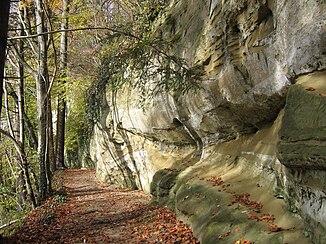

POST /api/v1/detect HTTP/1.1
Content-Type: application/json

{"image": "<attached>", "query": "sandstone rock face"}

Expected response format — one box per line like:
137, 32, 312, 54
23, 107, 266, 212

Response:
87, 0, 326, 243
279, 72, 326, 170
278, 71, 326, 243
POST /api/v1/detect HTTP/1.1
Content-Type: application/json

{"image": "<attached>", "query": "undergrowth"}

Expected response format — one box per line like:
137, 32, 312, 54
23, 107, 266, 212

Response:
0, 170, 67, 237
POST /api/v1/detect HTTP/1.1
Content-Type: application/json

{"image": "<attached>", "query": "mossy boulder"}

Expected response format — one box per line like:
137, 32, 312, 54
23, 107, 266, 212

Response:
278, 81, 326, 170
150, 169, 180, 201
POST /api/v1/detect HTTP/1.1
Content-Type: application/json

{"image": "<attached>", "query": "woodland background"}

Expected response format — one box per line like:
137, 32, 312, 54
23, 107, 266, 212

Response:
0, 0, 171, 226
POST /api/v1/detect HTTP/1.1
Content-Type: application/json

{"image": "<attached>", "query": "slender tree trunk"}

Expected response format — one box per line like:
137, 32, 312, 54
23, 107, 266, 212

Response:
16, 138, 26, 211
56, 99, 66, 168
46, 99, 54, 190
5, 81, 38, 149
56, 0, 69, 169
16, 27, 27, 208
0, 161, 3, 185
0, 0, 10, 116
1, 83, 36, 208
2, 9, 37, 208
35, 0, 49, 201
24, 112, 38, 149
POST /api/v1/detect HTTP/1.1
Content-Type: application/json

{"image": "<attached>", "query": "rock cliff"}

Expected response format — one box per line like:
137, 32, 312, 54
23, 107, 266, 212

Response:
85, 0, 326, 243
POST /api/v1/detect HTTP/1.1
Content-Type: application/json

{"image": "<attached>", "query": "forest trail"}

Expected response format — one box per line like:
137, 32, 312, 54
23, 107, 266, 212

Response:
6, 169, 199, 243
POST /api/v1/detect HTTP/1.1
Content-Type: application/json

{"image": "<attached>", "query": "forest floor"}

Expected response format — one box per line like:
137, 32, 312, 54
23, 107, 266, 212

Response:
4, 169, 199, 243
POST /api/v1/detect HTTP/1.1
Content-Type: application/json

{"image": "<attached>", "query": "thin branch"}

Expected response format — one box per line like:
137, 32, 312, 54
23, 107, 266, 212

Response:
3, 81, 15, 140
8, 44, 37, 78
0, 128, 23, 153
18, 7, 38, 57
8, 26, 139, 41
44, 1, 58, 97
0, 219, 21, 230
8, 26, 185, 70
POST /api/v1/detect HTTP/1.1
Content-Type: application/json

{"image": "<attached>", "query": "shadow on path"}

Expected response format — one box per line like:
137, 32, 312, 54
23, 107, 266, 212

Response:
5, 169, 199, 244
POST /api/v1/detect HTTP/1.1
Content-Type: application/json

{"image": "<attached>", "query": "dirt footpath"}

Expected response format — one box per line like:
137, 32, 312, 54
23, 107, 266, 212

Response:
6, 169, 199, 243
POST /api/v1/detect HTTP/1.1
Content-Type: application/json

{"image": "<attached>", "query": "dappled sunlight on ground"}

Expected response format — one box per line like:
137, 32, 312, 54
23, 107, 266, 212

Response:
5, 169, 199, 243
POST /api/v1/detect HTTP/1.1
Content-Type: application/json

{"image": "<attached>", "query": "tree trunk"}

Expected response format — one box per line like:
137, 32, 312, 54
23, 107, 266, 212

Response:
2, 8, 37, 209
56, 98, 66, 168
16, 26, 27, 208
56, 0, 69, 169
0, 0, 10, 116
35, 0, 49, 202
5, 82, 38, 149
46, 98, 54, 190
0, 85, 37, 209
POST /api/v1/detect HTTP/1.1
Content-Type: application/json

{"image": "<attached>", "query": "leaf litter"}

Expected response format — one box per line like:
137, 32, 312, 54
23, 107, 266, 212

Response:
5, 169, 199, 243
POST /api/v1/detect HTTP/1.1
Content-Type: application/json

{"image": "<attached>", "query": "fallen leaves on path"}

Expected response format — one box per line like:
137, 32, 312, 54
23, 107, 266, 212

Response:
6, 169, 199, 244
127, 206, 199, 243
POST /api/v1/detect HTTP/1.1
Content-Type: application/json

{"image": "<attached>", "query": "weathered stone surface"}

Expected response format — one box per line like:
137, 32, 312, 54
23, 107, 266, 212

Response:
86, 0, 326, 243
150, 169, 180, 201
278, 71, 326, 170
106, 0, 326, 146
150, 118, 311, 243
282, 168, 326, 244
277, 71, 326, 243
89, 114, 195, 192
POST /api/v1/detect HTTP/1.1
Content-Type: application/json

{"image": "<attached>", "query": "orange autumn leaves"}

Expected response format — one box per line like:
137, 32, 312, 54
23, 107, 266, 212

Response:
127, 206, 200, 244
204, 175, 291, 243
7, 169, 200, 244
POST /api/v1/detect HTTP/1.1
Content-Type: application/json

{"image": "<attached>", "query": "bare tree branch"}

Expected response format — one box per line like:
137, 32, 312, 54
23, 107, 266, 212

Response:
18, 6, 38, 57
8, 27, 178, 68
0, 128, 23, 153
0, 219, 21, 230
8, 27, 139, 41
8, 44, 37, 78
0, 0, 11, 116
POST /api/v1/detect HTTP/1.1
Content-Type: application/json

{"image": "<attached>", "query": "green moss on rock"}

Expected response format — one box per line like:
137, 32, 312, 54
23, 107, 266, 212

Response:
278, 84, 326, 170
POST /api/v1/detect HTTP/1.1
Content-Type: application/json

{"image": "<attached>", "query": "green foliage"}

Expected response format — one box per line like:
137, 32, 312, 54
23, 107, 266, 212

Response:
106, 40, 202, 99
49, 194, 67, 207
64, 77, 92, 167
0, 134, 37, 225
86, 39, 203, 125
0, 184, 16, 213
37, 208, 55, 225
0, 183, 28, 226
85, 0, 203, 125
